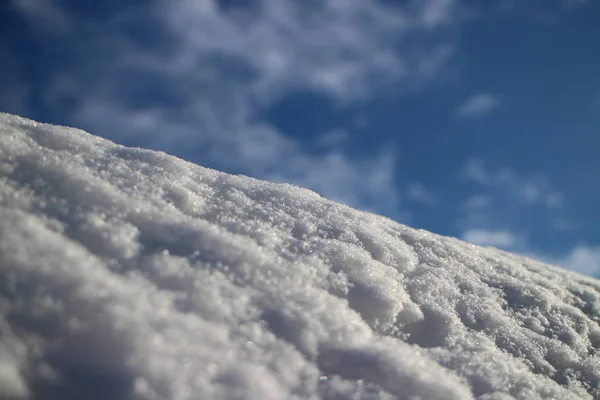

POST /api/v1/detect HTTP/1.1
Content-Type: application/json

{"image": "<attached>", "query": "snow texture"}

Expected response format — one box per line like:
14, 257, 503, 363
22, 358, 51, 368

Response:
1, 112, 599, 400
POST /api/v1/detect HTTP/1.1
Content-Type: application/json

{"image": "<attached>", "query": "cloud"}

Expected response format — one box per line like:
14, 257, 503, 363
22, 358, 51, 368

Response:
7, 0, 464, 219
462, 228, 600, 277
550, 217, 579, 232
456, 159, 577, 263
156, 0, 459, 104
456, 93, 500, 118
407, 183, 437, 206
315, 129, 350, 149
68, 93, 403, 218
10, 0, 70, 30
456, 159, 597, 276
287, 150, 401, 215
460, 225, 600, 277
461, 159, 489, 185
420, 0, 457, 27
519, 244, 600, 278
463, 194, 491, 209
461, 228, 520, 248
556, 245, 600, 277
460, 159, 563, 209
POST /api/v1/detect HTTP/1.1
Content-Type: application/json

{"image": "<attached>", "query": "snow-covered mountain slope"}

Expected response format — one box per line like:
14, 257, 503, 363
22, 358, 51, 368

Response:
0, 112, 599, 400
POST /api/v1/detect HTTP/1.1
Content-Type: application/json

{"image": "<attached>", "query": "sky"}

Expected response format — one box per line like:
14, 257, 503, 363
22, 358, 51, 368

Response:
1, 0, 599, 276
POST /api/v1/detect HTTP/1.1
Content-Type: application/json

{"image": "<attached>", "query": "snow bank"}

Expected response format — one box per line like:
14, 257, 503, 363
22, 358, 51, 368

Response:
1, 112, 599, 400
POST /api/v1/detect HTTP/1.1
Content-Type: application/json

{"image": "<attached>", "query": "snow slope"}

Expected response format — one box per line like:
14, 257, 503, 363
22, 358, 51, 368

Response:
1, 112, 599, 400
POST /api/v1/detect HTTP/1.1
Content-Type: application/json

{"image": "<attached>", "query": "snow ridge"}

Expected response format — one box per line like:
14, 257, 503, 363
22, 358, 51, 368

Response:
1, 113, 599, 399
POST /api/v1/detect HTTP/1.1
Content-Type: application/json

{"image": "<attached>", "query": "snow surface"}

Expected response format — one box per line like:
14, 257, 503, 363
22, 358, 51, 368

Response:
0, 112, 599, 400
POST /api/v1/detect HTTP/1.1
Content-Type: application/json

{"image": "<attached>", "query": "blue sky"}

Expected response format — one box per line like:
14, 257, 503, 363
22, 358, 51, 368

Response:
1, 0, 599, 276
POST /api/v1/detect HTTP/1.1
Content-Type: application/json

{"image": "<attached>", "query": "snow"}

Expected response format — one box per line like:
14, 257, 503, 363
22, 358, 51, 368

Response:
0, 112, 599, 400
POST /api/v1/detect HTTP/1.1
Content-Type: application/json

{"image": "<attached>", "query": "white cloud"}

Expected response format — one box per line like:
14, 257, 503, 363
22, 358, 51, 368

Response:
9, 0, 464, 218
460, 159, 515, 187
457, 159, 574, 259
288, 150, 401, 215
463, 194, 491, 209
460, 159, 564, 210
522, 244, 600, 278
315, 129, 349, 149
544, 192, 563, 208
457, 159, 592, 276
156, 0, 459, 104
551, 217, 578, 232
522, 182, 540, 203
556, 245, 600, 277
456, 93, 500, 118
461, 229, 520, 248
11, 0, 70, 30
407, 183, 437, 206
71, 98, 403, 217
461, 159, 489, 185
420, 0, 457, 27
459, 226, 600, 277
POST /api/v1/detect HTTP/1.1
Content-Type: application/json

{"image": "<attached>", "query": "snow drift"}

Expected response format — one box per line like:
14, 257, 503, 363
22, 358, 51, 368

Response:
0, 113, 599, 400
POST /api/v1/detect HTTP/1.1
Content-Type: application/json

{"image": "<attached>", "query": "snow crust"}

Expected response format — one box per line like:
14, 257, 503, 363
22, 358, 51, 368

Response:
1, 112, 599, 399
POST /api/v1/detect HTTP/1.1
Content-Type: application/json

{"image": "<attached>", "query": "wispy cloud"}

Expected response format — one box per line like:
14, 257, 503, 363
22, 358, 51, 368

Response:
315, 129, 350, 149
155, 0, 460, 103
456, 158, 578, 262
407, 183, 437, 206
463, 194, 491, 210
556, 245, 600, 277
455, 158, 599, 275
520, 244, 600, 278
462, 228, 600, 277
456, 93, 500, 118
461, 228, 520, 248
551, 217, 579, 232
461, 159, 490, 185
11, 0, 70, 30
460, 158, 563, 209
9, 0, 463, 219
420, 0, 458, 27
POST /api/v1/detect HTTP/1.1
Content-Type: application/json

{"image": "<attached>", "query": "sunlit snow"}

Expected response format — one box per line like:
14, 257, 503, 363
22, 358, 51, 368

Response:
1, 113, 599, 399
